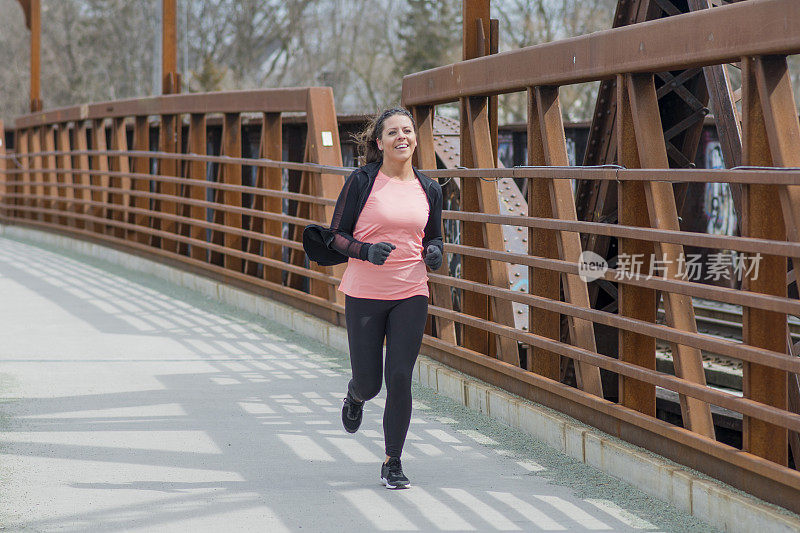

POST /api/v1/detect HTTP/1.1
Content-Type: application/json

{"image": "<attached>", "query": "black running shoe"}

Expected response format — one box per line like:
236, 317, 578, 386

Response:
381, 457, 410, 489
341, 391, 364, 433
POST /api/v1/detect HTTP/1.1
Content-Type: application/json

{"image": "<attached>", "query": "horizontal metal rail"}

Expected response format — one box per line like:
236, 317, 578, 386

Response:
14, 88, 327, 128
426, 273, 800, 375
4, 170, 336, 206
7, 164, 800, 254
10, 149, 800, 185
2, 192, 307, 252
4, 183, 324, 227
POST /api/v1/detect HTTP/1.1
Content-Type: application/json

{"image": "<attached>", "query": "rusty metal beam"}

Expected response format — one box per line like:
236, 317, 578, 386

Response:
527, 87, 561, 379
15, 89, 315, 128
109, 118, 128, 238
752, 54, 800, 467
304, 88, 346, 314
459, 0, 493, 356
402, 0, 800, 105
73, 123, 91, 230
465, 95, 519, 365
158, 111, 180, 253
412, 105, 458, 345
530, 85, 603, 396
741, 57, 788, 465
246, 112, 283, 283
162, 0, 179, 95
29, 128, 43, 222
56, 123, 74, 227
625, 73, 715, 438
221, 113, 242, 271
16, 0, 42, 112
185, 114, 207, 261
740, 55, 798, 466
90, 120, 110, 234
28, 0, 41, 111
131, 117, 150, 244
616, 73, 656, 416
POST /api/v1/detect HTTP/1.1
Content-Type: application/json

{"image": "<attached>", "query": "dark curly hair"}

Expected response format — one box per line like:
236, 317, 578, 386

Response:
354, 107, 417, 165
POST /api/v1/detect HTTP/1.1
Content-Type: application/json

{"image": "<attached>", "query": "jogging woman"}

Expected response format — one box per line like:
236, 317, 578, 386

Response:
326, 107, 443, 489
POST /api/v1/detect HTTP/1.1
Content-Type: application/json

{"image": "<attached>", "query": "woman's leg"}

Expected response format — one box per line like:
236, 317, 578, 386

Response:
345, 295, 391, 402
383, 295, 429, 458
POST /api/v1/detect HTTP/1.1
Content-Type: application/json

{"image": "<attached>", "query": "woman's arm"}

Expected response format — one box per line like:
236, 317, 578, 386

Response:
422, 181, 444, 256
328, 169, 371, 261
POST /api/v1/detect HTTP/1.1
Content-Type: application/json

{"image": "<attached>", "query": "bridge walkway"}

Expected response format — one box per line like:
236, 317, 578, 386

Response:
0, 235, 715, 532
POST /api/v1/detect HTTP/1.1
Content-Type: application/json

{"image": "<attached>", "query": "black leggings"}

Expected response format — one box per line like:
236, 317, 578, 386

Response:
345, 294, 428, 458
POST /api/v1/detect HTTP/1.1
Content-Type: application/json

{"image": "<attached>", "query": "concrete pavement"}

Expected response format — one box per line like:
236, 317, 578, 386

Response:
0, 235, 717, 532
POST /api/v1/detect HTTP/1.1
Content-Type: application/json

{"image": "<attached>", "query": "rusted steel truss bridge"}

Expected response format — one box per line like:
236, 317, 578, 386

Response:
3, 0, 800, 517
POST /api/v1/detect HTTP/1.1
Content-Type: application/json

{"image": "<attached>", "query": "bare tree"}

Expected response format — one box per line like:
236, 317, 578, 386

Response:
184, 0, 314, 91
0, 0, 36, 124
493, 0, 616, 123
2, 0, 798, 130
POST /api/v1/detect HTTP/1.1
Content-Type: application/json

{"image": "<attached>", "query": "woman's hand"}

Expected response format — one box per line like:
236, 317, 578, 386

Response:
424, 245, 442, 270
366, 242, 396, 265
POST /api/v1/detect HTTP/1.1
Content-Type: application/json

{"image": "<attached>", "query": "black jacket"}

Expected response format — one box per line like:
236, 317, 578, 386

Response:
328, 160, 443, 262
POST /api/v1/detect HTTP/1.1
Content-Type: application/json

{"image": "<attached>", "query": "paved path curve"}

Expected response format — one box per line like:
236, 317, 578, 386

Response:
0, 235, 717, 532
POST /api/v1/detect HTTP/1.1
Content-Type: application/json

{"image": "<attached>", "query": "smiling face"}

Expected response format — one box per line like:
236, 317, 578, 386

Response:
375, 113, 417, 164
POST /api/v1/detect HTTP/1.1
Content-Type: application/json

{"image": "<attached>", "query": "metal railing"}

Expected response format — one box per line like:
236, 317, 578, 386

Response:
401, 0, 800, 514
0, 87, 349, 322
1, 0, 800, 515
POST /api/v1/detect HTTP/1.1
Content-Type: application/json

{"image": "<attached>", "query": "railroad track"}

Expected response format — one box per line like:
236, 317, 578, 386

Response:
655, 298, 800, 392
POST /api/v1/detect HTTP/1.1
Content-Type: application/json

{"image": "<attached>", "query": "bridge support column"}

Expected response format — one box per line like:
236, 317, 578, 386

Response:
305, 88, 346, 316
620, 73, 715, 438
615, 75, 657, 417
527, 86, 603, 397
741, 56, 793, 466
411, 105, 457, 346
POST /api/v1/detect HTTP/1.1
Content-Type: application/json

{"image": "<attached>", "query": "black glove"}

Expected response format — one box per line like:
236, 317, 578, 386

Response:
366, 242, 396, 265
424, 244, 442, 270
